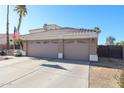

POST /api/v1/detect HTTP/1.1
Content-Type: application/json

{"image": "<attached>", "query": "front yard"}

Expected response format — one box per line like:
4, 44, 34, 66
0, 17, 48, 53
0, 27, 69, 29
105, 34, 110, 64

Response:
90, 57, 124, 88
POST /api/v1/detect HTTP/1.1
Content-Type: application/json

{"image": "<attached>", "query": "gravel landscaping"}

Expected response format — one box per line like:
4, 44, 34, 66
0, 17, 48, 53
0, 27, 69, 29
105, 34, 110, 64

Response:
90, 57, 124, 88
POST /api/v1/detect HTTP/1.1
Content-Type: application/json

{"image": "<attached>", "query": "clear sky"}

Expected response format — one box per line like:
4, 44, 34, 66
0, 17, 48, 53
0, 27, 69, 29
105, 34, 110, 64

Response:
0, 5, 124, 45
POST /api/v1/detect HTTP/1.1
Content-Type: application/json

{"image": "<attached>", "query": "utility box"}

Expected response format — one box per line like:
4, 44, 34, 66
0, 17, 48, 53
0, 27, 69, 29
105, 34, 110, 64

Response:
89, 55, 98, 62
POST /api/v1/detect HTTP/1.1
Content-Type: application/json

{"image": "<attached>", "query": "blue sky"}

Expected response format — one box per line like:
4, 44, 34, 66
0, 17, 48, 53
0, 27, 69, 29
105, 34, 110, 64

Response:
0, 5, 124, 44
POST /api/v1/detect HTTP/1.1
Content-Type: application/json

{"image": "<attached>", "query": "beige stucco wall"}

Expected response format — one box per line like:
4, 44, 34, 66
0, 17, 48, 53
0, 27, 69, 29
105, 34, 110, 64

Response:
89, 38, 97, 55
58, 39, 64, 53
23, 41, 28, 55
23, 41, 27, 51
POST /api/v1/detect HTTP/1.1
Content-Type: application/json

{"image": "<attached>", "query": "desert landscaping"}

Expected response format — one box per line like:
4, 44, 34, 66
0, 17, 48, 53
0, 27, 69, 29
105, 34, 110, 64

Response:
90, 57, 124, 88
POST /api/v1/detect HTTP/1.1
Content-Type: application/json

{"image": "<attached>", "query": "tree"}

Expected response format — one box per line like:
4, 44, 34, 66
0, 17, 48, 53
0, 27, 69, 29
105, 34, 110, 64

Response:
14, 5, 27, 32
116, 41, 124, 46
106, 36, 116, 45
14, 5, 27, 49
14, 39, 24, 49
43, 24, 48, 30
6, 5, 9, 50
94, 27, 101, 34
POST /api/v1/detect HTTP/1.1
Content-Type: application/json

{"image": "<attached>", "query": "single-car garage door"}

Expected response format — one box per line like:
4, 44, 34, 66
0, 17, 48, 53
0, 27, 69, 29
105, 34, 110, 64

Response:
64, 39, 89, 61
28, 40, 58, 58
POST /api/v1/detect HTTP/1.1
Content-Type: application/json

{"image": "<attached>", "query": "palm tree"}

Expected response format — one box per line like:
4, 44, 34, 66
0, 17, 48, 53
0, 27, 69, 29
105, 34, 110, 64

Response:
14, 5, 27, 32
94, 27, 101, 34
6, 5, 9, 50
106, 36, 116, 45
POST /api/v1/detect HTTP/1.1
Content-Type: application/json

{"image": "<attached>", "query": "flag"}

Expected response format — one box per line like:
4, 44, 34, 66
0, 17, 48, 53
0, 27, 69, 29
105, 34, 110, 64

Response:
13, 26, 19, 40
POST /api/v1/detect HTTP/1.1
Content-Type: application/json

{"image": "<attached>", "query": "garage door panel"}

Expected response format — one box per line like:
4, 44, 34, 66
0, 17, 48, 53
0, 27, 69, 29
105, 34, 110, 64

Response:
64, 40, 89, 60
28, 41, 58, 58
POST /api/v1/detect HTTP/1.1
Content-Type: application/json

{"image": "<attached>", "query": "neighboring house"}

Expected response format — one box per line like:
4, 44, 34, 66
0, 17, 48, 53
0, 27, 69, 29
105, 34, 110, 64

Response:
0, 34, 14, 49
23, 24, 98, 61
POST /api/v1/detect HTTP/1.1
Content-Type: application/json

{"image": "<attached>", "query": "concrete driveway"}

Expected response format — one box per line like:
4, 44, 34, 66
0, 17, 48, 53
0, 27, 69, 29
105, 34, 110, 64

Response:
0, 56, 89, 88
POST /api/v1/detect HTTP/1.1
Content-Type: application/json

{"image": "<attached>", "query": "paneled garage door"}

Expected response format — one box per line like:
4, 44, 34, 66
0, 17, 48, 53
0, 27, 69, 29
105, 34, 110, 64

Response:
64, 39, 89, 61
28, 40, 58, 58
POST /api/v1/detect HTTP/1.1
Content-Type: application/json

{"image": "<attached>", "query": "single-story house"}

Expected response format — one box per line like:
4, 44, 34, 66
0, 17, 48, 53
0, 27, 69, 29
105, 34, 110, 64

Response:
22, 24, 98, 61
0, 34, 14, 49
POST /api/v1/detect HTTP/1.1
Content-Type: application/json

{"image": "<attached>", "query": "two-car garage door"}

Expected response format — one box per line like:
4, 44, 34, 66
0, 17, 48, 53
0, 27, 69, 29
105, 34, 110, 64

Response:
28, 40, 58, 58
64, 40, 89, 60
27, 39, 89, 60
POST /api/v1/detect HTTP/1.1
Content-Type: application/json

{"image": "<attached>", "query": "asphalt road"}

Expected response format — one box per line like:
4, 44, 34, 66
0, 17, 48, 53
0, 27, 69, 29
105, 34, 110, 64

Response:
0, 56, 89, 88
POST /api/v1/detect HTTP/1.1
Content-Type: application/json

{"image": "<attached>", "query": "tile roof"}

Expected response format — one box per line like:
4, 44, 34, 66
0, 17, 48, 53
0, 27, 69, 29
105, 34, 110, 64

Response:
23, 28, 98, 40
